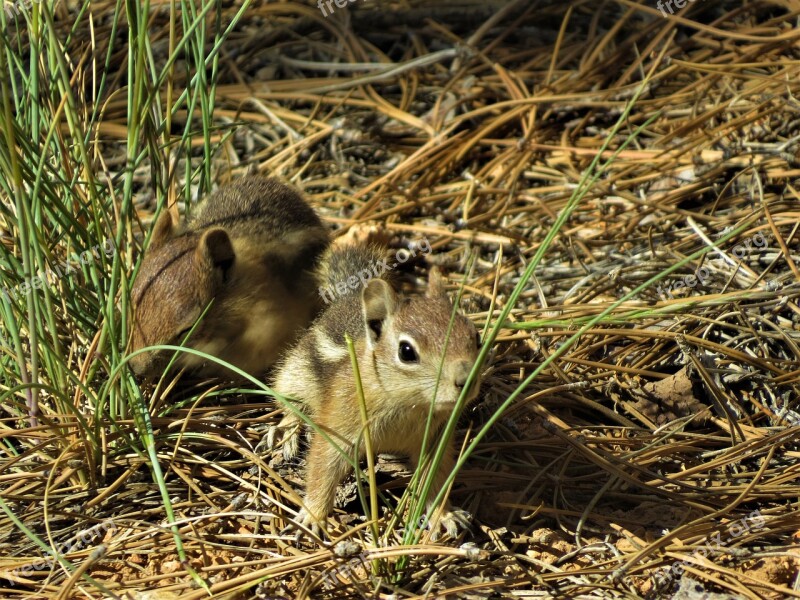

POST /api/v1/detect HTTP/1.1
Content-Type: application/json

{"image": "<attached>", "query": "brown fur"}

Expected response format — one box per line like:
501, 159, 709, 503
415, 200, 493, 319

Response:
269, 243, 481, 537
129, 176, 329, 378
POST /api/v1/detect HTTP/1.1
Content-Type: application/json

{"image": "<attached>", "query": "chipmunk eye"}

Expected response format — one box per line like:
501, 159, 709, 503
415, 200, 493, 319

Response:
475, 332, 482, 348
398, 340, 419, 363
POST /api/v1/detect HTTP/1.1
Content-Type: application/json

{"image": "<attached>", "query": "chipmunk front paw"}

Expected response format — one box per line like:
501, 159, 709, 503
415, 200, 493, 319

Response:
264, 414, 303, 462
280, 507, 327, 541
428, 508, 472, 541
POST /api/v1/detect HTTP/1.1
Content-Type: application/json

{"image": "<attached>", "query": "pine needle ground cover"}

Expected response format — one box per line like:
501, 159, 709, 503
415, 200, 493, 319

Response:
1, 1, 799, 598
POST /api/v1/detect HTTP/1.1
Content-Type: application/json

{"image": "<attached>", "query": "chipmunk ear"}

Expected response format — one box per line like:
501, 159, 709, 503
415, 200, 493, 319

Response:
149, 209, 176, 249
362, 279, 397, 346
197, 228, 235, 280
426, 267, 447, 298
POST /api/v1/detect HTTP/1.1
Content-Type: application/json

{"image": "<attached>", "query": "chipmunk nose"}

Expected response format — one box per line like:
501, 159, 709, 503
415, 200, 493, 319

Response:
453, 360, 472, 389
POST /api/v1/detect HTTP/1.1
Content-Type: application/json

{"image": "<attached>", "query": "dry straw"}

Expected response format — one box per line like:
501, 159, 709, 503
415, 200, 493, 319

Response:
1, 0, 800, 598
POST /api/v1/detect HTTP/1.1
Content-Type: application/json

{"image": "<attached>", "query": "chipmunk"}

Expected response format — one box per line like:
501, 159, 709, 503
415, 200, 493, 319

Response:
129, 176, 330, 379
267, 237, 482, 538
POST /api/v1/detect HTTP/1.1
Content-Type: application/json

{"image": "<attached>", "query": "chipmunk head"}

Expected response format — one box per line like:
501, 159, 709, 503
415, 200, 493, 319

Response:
360, 269, 481, 408
129, 210, 236, 378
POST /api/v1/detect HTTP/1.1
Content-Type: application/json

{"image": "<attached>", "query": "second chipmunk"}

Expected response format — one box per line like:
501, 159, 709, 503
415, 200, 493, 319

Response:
268, 235, 482, 537
129, 176, 330, 378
